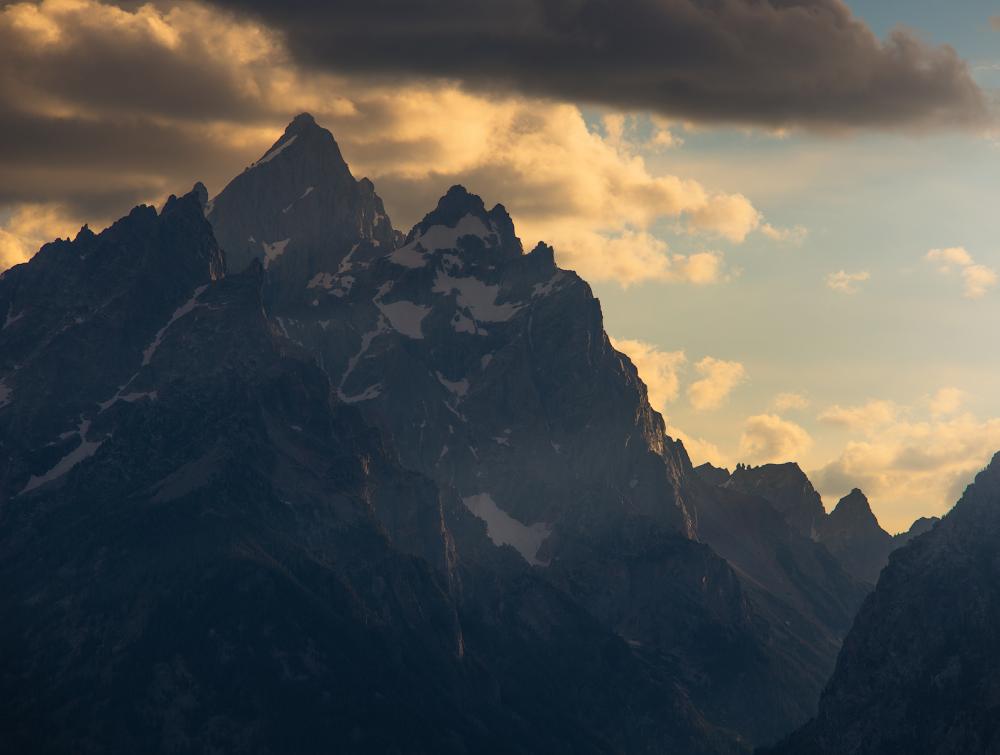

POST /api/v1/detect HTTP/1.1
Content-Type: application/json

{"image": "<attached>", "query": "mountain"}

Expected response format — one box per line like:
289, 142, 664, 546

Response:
763, 455, 1000, 754
725, 462, 827, 538
815, 488, 894, 584
0, 190, 737, 754
1, 113, 893, 753
204, 114, 871, 747
709, 463, 924, 586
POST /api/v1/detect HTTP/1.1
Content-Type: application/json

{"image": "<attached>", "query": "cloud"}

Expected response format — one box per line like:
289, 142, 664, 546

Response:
688, 357, 746, 410
773, 392, 810, 412
0, 204, 84, 270
760, 223, 809, 245
826, 269, 870, 293
610, 337, 687, 412
928, 387, 965, 418
818, 400, 898, 431
812, 411, 1000, 530
686, 193, 760, 242
739, 414, 813, 463
925, 247, 997, 298
668, 423, 730, 469
202, 0, 987, 131
0, 0, 768, 287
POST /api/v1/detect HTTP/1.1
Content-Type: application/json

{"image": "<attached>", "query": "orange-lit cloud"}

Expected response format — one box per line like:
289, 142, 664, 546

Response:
739, 414, 814, 463
688, 357, 747, 410
0, 0, 772, 287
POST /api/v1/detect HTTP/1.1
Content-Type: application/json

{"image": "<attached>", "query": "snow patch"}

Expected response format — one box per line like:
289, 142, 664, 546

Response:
377, 299, 430, 339
337, 316, 390, 402
263, 238, 290, 268
462, 493, 551, 566
308, 272, 336, 290
433, 272, 523, 322
480, 354, 494, 371
436, 372, 469, 397
0, 380, 10, 408
389, 214, 494, 269
532, 271, 567, 298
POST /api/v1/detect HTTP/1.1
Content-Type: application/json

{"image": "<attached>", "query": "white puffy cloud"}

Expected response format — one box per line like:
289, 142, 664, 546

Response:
688, 357, 746, 410
668, 423, 730, 469
739, 414, 813, 463
813, 412, 1000, 531
925, 247, 997, 299
685, 193, 760, 242
826, 269, 870, 294
610, 337, 687, 412
773, 392, 810, 412
818, 400, 898, 431
760, 223, 808, 245
928, 387, 965, 417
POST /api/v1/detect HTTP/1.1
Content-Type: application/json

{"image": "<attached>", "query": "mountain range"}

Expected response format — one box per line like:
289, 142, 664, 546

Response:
0, 114, 966, 754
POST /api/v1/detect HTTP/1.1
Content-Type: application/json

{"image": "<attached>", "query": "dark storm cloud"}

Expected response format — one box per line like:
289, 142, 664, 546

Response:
201, 0, 988, 130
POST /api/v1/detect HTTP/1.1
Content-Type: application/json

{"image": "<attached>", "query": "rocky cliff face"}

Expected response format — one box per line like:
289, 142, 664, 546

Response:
763, 455, 1000, 755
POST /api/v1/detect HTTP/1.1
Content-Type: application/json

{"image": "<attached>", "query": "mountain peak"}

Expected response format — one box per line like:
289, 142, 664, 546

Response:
289, 111, 317, 130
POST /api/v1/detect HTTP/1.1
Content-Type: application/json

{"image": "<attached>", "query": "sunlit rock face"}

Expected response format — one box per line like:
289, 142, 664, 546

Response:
764, 455, 1000, 755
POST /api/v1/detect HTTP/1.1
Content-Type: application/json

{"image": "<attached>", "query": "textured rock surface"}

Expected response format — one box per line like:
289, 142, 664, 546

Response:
763, 455, 1000, 755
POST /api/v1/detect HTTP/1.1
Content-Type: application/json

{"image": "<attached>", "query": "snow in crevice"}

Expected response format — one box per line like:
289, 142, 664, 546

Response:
301, 186, 315, 199
142, 285, 208, 366
262, 238, 291, 268
462, 493, 552, 566
253, 134, 297, 166
20, 419, 103, 495
433, 271, 523, 322
480, 353, 494, 371
4, 306, 24, 330
337, 316, 390, 402
532, 271, 567, 298
436, 371, 470, 398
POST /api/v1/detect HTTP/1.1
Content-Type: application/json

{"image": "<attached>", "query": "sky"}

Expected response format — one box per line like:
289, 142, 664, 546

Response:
1, 0, 999, 531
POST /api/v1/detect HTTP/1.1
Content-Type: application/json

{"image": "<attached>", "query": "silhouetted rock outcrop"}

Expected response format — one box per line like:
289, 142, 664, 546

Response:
815, 488, 894, 584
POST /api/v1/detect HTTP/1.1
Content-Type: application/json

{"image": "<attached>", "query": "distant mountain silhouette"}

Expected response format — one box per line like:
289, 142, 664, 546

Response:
763, 455, 1000, 754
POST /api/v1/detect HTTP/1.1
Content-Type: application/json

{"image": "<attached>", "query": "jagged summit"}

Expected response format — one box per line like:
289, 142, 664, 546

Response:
726, 461, 826, 537
828, 488, 879, 529
817, 487, 893, 584
404, 184, 522, 258
207, 113, 394, 274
